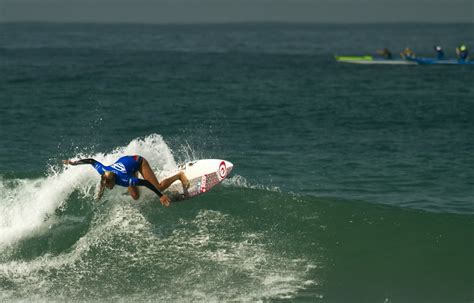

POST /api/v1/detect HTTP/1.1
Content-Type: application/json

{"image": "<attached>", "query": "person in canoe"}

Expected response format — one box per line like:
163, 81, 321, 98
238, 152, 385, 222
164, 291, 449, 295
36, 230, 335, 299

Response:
456, 45, 469, 61
434, 45, 445, 60
400, 47, 416, 60
376, 48, 393, 59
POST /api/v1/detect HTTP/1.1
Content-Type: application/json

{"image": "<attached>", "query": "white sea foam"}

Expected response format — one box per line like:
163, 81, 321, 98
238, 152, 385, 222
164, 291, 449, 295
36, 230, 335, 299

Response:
0, 134, 178, 249
1, 205, 318, 302
223, 174, 281, 192
0, 167, 92, 248
0, 134, 318, 302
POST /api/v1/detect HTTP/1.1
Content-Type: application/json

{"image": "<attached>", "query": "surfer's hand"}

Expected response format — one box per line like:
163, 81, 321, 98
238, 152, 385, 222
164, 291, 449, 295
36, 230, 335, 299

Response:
160, 195, 170, 207
63, 159, 74, 165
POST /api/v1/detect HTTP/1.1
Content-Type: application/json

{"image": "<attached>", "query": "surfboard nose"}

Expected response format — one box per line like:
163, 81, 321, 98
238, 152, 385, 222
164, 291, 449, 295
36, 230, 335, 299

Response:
224, 160, 233, 175
218, 160, 233, 179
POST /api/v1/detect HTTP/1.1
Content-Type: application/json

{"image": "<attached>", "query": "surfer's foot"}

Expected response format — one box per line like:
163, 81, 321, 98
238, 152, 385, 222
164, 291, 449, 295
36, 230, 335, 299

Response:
180, 171, 190, 189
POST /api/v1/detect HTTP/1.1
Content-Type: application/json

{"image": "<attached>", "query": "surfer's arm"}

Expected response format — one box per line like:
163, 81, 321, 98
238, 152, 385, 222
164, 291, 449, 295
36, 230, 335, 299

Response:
96, 180, 106, 201
63, 158, 97, 166
135, 179, 164, 197
63, 159, 107, 176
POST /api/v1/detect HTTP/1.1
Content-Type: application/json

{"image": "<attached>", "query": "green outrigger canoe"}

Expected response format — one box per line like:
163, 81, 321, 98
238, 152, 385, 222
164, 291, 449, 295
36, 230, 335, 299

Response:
335, 55, 416, 65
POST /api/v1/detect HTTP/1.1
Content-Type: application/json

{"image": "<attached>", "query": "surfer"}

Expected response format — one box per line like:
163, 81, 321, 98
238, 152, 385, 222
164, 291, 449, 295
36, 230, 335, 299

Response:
63, 155, 189, 207
456, 45, 469, 61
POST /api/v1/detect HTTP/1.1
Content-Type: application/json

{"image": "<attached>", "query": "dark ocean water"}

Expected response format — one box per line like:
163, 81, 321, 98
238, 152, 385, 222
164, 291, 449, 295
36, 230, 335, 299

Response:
0, 23, 473, 302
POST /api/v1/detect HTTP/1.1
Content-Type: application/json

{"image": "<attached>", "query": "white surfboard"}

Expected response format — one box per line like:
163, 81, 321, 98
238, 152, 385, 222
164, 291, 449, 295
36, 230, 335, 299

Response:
163, 159, 233, 202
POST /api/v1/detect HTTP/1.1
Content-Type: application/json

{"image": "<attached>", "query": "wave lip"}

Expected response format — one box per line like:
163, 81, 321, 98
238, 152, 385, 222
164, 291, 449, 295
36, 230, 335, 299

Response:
0, 169, 92, 249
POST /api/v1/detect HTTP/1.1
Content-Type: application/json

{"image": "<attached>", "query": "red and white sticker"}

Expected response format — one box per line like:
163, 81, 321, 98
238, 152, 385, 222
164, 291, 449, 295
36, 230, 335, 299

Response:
201, 175, 207, 193
218, 161, 227, 179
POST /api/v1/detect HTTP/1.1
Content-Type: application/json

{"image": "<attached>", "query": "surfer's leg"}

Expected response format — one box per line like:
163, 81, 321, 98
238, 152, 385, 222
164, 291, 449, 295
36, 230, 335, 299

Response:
139, 158, 162, 189
139, 158, 189, 191
157, 171, 189, 191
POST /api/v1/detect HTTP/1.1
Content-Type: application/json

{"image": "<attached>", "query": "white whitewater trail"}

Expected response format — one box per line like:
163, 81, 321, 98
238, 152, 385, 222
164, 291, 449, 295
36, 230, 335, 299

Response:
0, 134, 178, 249
0, 134, 319, 302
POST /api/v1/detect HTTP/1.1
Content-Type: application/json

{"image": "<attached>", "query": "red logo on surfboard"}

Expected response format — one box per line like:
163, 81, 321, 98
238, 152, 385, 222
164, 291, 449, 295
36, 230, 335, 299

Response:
218, 161, 227, 179
201, 175, 207, 193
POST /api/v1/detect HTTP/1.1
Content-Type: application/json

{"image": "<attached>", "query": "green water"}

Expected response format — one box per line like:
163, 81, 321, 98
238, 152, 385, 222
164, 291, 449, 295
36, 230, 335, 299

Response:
0, 23, 473, 302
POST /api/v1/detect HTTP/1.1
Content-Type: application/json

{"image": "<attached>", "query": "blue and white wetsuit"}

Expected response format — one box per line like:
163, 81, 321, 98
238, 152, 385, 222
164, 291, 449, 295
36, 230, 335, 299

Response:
71, 155, 163, 197
93, 155, 143, 187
